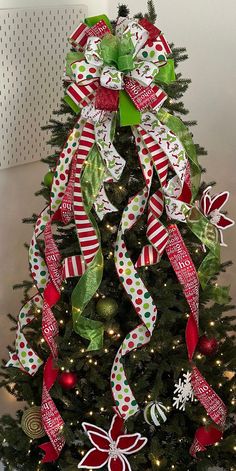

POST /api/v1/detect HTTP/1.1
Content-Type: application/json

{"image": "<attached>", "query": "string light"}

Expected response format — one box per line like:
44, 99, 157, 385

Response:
81, 348, 85, 353
209, 321, 215, 326
216, 360, 221, 366
89, 411, 93, 416
70, 358, 74, 363
155, 459, 161, 466
31, 402, 34, 406
61, 366, 65, 371
196, 354, 202, 360
109, 329, 115, 335
202, 417, 207, 423
100, 407, 105, 412
59, 320, 64, 325
40, 338, 45, 343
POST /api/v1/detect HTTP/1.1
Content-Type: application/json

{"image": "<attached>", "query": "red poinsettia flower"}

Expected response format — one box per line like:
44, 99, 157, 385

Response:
200, 186, 234, 246
78, 414, 147, 470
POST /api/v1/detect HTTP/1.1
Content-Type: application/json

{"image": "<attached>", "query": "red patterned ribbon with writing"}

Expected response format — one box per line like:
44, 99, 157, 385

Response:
165, 224, 226, 456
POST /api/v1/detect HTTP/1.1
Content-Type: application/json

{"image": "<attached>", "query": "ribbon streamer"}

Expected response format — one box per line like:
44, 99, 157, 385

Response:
111, 129, 158, 419
165, 225, 226, 455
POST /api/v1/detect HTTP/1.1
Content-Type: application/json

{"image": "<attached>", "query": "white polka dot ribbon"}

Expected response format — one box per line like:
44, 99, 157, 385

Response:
6, 117, 84, 376
111, 129, 158, 419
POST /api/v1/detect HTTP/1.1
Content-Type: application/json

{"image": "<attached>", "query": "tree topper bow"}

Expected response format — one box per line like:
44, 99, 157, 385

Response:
65, 16, 173, 125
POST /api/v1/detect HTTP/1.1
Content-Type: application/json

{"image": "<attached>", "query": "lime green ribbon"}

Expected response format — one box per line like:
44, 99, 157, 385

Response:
187, 207, 220, 289
100, 34, 135, 72
71, 145, 106, 350
155, 59, 176, 85
208, 285, 230, 305
156, 111, 220, 288
85, 14, 112, 30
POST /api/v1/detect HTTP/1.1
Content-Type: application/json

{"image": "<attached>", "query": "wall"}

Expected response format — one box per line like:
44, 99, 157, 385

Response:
0, 0, 235, 421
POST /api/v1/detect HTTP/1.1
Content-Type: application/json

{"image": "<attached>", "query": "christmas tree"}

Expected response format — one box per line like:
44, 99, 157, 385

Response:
0, 3, 235, 470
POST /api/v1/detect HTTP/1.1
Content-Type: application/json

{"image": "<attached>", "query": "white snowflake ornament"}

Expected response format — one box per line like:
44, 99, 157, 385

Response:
173, 371, 194, 411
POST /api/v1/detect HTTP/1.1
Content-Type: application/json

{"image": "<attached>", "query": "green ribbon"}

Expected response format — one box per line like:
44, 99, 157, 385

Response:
209, 285, 230, 305
100, 34, 135, 72
156, 110, 220, 288
187, 207, 220, 289
157, 109, 201, 200
71, 145, 106, 350
85, 14, 112, 31
119, 90, 141, 126
155, 59, 176, 85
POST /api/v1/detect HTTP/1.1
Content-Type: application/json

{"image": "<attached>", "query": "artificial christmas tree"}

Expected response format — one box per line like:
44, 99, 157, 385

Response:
0, 3, 235, 470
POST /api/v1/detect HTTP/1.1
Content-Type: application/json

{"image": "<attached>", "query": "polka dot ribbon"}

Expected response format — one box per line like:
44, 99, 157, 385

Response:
39, 119, 85, 462
6, 117, 83, 376
111, 127, 158, 419
131, 119, 226, 454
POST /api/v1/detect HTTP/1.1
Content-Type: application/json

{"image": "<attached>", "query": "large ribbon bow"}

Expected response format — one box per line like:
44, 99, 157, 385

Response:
66, 16, 172, 125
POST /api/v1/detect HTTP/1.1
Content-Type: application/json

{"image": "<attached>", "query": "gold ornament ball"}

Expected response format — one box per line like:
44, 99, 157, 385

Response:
96, 297, 118, 320
21, 406, 45, 439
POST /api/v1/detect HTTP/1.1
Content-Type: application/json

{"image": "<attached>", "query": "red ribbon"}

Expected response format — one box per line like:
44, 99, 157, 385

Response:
165, 224, 226, 456
39, 161, 76, 462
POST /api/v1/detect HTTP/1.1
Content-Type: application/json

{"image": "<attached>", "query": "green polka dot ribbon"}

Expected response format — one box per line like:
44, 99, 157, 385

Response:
6, 117, 85, 376
111, 129, 158, 419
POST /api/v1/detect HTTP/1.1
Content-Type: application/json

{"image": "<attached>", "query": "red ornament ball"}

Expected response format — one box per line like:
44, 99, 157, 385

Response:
197, 335, 218, 356
58, 371, 77, 390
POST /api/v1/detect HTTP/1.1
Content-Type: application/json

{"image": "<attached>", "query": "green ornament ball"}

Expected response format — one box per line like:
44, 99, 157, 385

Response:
96, 297, 118, 320
43, 171, 54, 188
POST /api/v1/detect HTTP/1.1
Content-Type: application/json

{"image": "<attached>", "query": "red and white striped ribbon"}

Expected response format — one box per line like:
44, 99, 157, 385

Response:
62, 255, 86, 279
66, 81, 100, 109
69, 22, 89, 49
